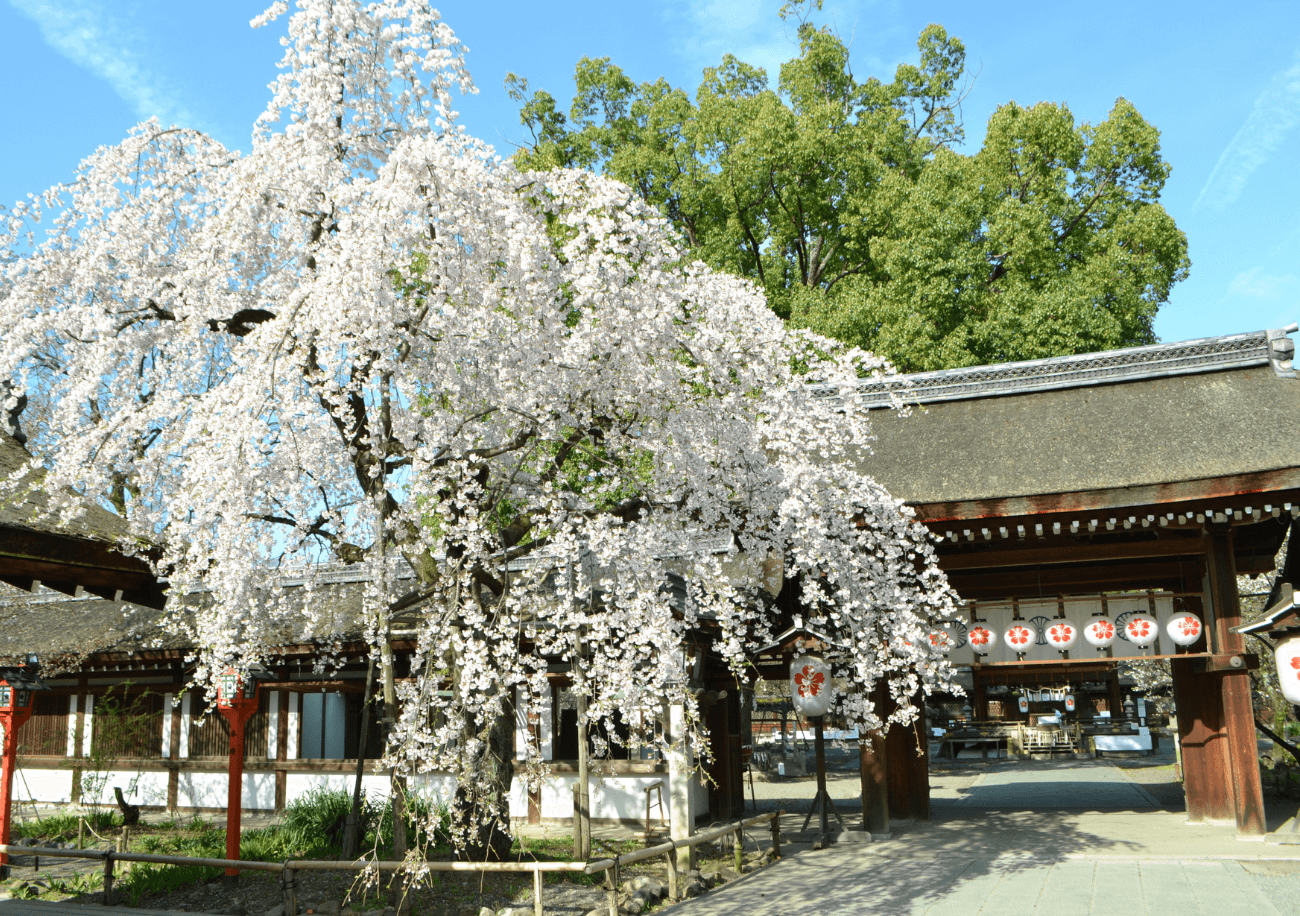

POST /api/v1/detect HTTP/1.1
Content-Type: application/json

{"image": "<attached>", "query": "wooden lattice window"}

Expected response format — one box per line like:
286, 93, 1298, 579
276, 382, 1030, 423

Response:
17, 694, 70, 757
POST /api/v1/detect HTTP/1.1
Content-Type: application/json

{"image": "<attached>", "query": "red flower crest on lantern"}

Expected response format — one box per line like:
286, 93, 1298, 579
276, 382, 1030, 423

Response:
1048, 625, 1074, 643
794, 665, 824, 698
1291, 657, 1300, 676
929, 632, 950, 648
1090, 620, 1114, 639
1008, 626, 1031, 647
970, 628, 991, 646
1127, 619, 1152, 638
1176, 616, 1200, 638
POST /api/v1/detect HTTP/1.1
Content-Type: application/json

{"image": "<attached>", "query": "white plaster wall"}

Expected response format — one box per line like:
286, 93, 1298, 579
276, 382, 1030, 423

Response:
13, 767, 73, 804
285, 773, 456, 810
534, 774, 672, 822
79, 769, 170, 807
175, 772, 276, 811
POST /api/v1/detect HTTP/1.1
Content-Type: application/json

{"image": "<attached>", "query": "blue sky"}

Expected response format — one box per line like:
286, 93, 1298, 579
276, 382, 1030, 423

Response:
2, 0, 1298, 345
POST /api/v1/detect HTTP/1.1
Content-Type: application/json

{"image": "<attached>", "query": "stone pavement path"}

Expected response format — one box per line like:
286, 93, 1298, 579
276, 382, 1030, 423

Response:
936, 760, 1162, 809
662, 848, 1299, 916
667, 755, 1300, 915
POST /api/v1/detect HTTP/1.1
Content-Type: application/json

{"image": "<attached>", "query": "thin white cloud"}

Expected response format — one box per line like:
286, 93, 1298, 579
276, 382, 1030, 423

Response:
8, 0, 201, 130
1228, 266, 1300, 301
1195, 52, 1300, 212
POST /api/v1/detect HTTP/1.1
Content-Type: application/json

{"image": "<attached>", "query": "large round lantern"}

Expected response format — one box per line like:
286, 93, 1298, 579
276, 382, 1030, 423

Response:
790, 655, 833, 717
1123, 613, 1160, 648
1044, 619, 1078, 651
1166, 613, 1204, 647
1017, 695, 1029, 713
1084, 618, 1116, 648
1274, 635, 1300, 704
1005, 624, 1034, 652
1064, 694, 1077, 712
968, 625, 998, 654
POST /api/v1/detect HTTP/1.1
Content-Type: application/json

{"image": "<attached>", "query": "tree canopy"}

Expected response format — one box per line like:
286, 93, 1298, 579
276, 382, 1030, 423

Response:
0, 0, 960, 847
510, 9, 1190, 371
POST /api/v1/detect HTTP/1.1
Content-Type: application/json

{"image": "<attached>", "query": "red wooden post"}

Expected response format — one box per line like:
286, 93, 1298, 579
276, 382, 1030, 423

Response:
215, 669, 260, 882
0, 674, 36, 878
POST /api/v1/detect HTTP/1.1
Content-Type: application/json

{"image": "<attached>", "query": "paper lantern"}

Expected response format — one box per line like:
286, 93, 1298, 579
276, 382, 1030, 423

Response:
1123, 613, 1160, 648
790, 655, 833, 717
1083, 618, 1116, 648
1044, 619, 1078, 651
1165, 613, 1204, 647
1064, 694, 1076, 712
968, 625, 997, 654
1004, 624, 1034, 652
1275, 635, 1300, 704
1017, 695, 1029, 713
928, 631, 950, 653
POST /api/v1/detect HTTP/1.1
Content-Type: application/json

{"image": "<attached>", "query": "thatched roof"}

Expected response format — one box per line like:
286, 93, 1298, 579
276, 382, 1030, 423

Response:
847, 330, 1300, 512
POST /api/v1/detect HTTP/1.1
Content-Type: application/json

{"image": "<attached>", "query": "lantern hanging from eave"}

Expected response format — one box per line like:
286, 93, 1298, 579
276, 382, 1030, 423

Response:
1064, 694, 1076, 712
1124, 613, 1160, 649
968, 625, 998, 654
1166, 613, 1204, 647
790, 655, 833, 718
1005, 624, 1033, 652
1017, 695, 1029, 713
1275, 635, 1300, 704
1045, 619, 1078, 651
1084, 618, 1116, 648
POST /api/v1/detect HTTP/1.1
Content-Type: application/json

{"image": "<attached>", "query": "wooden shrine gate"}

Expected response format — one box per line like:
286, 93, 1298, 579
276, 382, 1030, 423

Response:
814, 328, 1300, 835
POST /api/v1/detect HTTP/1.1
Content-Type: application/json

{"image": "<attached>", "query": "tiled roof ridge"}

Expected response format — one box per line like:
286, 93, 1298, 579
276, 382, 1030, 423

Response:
810, 328, 1297, 409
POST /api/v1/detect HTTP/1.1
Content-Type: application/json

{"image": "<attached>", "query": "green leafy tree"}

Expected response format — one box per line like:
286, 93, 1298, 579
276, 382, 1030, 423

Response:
509, 4, 1189, 371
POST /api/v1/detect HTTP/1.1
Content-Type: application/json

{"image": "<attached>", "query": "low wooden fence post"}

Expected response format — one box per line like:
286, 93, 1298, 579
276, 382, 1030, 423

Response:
102, 852, 114, 905
605, 858, 619, 916
532, 868, 543, 916
665, 844, 679, 900
770, 812, 781, 859
282, 865, 296, 916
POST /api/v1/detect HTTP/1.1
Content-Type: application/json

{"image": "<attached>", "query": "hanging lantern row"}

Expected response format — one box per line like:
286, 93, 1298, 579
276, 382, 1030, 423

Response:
955, 612, 1205, 655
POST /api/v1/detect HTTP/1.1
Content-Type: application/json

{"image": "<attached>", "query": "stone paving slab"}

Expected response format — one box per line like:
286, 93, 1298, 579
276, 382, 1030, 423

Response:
660, 853, 1295, 916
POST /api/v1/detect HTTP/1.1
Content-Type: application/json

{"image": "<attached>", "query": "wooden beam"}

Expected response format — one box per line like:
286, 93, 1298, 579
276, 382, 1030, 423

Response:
940, 537, 1206, 570
911, 470, 1300, 524
947, 561, 1201, 596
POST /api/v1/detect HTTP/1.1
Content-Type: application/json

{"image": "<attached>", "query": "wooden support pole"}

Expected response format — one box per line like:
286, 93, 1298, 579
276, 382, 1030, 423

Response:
1205, 525, 1266, 835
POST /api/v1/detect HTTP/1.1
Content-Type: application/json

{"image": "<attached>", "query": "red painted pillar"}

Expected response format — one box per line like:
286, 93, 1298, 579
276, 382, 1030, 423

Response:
215, 670, 259, 882
0, 706, 32, 876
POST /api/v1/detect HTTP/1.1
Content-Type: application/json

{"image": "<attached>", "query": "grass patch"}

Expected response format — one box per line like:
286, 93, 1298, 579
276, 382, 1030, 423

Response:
12, 809, 121, 839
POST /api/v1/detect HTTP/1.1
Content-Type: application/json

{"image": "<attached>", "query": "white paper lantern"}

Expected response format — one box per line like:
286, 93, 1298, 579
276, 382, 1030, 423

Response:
790, 655, 833, 717
1165, 613, 1204, 647
968, 625, 997, 654
1017, 695, 1029, 713
1005, 624, 1034, 652
1044, 619, 1079, 651
1083, 618, 1116, 648
1275, 635, 1300, 704
928, 630, 954, 654
1124, 613, 1160, 648
1064, 694, 1076, 712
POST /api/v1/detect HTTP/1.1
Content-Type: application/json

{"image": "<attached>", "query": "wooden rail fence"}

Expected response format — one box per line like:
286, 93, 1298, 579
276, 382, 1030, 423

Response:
0, 810, 783, 916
